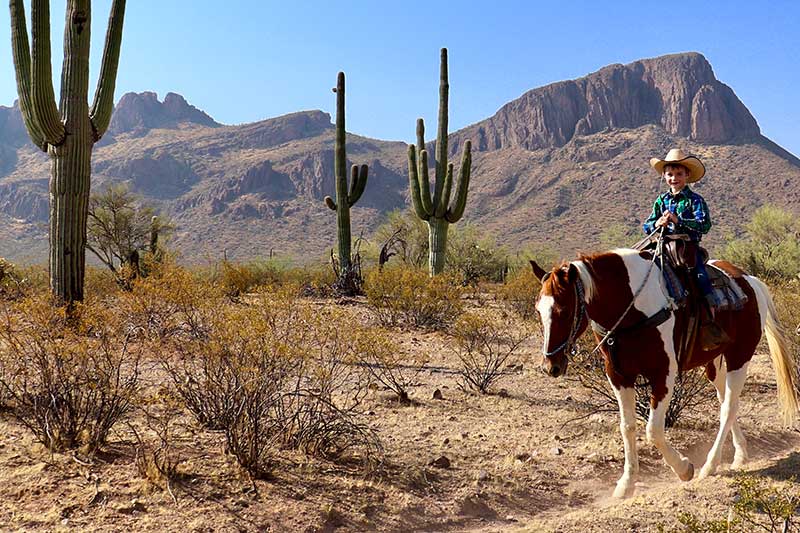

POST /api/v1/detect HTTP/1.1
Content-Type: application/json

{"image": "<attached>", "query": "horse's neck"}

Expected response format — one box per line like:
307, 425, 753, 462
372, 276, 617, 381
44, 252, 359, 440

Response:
582, 251, 666, 322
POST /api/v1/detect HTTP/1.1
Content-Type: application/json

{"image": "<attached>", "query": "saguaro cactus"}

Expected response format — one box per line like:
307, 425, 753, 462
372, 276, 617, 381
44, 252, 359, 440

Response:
9, 0, 126, 304
324, 72, 368, 286
408, 48, 472, 276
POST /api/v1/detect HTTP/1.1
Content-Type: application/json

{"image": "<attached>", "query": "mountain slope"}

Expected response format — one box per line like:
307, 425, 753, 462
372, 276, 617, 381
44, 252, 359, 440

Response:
1, 53, 798, 264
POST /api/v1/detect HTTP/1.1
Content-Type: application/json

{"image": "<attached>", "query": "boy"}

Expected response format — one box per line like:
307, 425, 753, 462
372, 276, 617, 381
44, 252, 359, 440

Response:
643, 148, 727, 350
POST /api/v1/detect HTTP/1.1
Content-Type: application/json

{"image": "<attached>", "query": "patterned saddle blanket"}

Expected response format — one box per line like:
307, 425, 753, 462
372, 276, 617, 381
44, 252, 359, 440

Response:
659, 260, 749, 312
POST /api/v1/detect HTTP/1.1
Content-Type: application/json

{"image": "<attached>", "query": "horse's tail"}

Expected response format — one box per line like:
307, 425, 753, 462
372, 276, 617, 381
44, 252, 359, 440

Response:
748, 275, 798, 426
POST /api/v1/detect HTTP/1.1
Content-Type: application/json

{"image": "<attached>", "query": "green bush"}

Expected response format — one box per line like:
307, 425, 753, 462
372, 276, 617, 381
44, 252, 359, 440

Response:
720, 205, 800, 281
364, 266, 464, 329
445, 224, 509, 285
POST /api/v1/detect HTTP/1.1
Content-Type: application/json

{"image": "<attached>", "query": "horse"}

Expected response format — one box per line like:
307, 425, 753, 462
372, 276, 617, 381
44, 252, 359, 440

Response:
529, 248, 798, 498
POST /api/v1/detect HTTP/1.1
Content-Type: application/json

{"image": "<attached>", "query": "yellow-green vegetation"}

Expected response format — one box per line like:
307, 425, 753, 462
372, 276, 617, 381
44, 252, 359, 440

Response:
496, 266, 541, 319
451, 311, 530, 393
0, 293, 141, 451
364, 265, 464, 329
660, 474, 800, 532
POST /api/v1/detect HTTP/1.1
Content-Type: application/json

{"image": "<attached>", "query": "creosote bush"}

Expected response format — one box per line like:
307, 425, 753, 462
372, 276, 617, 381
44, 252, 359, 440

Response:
451, 311, 529, 393
356, 327, 428, 403
496, 267, 541, 319
161, 286, 379, 477
660, 474, 800, 532
0, 296, 141, 451
364, 266, 464, 329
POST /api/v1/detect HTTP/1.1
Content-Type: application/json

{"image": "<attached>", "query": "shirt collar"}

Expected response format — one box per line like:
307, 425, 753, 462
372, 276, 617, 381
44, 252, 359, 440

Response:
666, 185, 692, 200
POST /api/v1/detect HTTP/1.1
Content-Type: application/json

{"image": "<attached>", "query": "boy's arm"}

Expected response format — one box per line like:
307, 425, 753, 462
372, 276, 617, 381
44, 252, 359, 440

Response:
677, 195, 712, 234
642, 196, 663, 234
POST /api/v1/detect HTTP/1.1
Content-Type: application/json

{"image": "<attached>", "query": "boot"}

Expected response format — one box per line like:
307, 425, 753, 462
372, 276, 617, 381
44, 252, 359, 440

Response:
699, 301, 730, 351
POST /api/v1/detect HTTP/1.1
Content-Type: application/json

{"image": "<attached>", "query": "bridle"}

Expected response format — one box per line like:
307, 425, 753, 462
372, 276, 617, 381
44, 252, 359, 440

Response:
541, 272, 587, 359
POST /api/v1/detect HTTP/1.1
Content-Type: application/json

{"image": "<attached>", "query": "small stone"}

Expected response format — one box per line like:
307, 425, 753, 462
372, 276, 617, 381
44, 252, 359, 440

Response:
457, 496, 497, 518
461, 432, 469, 439
429, 455, 451, 469
551, 447, 563, 456
443, 438, 450, 446
432, 389, 443, 400
476, 469, 489, 482
448, 415, 457, 421
515, 452, 531, 462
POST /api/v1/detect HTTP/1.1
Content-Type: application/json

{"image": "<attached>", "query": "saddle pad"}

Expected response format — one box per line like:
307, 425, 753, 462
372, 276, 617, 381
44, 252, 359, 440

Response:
707, 263, 749, 311
658, 259, 688, 306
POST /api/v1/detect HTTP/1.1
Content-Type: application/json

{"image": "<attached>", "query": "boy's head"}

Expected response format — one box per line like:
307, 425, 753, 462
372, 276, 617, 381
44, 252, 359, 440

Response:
649, 149, 705, 187
662, 163, 689, 193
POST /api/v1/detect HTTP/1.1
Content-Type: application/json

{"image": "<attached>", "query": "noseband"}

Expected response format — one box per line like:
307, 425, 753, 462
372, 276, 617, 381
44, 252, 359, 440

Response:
542, 273, 587, 359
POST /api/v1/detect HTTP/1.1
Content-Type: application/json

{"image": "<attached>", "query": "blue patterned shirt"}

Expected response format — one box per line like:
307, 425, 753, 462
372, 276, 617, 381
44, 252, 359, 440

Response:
642, 186, 712, 242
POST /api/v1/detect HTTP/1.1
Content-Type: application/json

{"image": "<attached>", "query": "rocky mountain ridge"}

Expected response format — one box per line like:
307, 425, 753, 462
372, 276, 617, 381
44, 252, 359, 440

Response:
1, 52, 798, 263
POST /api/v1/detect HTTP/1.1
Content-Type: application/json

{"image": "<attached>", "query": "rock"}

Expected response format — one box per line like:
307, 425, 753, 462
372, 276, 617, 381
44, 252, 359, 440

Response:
515, 452, 531, 462
448, 52, 759, 155
551, 447, 563, 456
432, 389, 443, 400
476, 469, 489, 482
429, 456, 451, 469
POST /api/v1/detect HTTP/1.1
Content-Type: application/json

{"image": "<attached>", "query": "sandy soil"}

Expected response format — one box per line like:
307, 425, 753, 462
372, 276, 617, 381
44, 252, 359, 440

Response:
0, 294, 798, 532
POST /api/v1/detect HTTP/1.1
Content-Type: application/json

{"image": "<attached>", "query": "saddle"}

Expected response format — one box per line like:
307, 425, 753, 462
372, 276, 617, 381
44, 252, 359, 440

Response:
634, 233, 747, 364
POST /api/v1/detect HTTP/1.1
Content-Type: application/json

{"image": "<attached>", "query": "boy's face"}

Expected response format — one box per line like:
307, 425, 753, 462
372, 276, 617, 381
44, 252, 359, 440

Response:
663, 165, 688, 192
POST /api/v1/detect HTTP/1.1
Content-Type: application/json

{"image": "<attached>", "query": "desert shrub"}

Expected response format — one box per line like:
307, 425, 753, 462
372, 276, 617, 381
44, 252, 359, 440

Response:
445, 224, 509, 285
162, 288, 379, 476
129, 387, 185, 499
117, 263, 220, 342
356, 327, 428, 402
720, 205, 800, 281
217, 258, 291, 299
661, 474, 800, 532
599, 223, 641, 249
496, 267, 541, 319
0, 261, 47, 301
85, 265, 125, 301
772, 281, 800, 341
364, 266, 464, 329
0, 298, 141, 451
369, 209, 430, 269
451, 311, 530, 393
569, 336, 715, 427
284, 263, 337, 297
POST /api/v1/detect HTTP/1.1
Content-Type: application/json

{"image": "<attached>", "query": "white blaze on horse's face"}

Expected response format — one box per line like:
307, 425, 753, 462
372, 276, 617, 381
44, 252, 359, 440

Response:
536, 295, 555, 355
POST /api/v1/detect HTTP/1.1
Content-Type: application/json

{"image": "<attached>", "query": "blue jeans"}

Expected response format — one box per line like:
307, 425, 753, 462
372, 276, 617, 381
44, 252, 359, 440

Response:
692, 247, 717, 307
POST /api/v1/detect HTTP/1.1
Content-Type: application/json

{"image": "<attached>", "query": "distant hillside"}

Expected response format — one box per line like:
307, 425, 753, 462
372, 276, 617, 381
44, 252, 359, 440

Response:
1, 53, 798, 264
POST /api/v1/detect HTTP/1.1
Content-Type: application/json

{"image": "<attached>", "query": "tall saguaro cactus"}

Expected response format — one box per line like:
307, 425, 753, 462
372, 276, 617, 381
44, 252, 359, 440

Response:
408, 48, 472, 276
324, 72, 368, 290
9, 0, 126, 304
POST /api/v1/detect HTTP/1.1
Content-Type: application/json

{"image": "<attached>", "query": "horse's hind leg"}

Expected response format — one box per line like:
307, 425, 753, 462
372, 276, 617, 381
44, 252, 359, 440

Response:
699, 362, 749, 479
610, 383, 639, 498
646, 370, 694, 482
706, 358, 748, 468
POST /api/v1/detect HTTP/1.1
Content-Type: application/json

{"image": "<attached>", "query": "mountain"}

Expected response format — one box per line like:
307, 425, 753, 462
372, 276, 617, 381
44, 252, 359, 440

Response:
1, 53, 799, 264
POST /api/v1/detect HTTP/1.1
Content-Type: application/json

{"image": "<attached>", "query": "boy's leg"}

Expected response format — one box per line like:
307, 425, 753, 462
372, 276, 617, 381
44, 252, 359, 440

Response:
692, 248, 730, 350
692, 249, 717, 311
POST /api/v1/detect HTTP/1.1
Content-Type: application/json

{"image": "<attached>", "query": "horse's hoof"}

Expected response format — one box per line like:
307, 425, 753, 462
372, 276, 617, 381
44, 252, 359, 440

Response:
612, 485, 634, 499
697, 464, 715, 480
679, 462, 694, 481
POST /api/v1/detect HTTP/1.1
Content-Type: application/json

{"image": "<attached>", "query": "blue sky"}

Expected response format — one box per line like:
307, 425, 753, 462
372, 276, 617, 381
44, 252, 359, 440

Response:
1, 1, 799, 154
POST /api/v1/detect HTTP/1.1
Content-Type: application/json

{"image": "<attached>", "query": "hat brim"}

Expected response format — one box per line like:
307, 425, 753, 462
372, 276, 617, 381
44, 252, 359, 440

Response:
650, 156, 706, 183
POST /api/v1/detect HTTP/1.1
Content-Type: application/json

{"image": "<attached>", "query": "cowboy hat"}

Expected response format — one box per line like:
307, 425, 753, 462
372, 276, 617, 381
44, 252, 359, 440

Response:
649, 148, 706, 183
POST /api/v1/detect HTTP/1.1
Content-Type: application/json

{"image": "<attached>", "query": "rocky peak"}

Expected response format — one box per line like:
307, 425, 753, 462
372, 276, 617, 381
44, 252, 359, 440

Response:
449, 52, 760, 155
105, 91, 220, 139
0, 100, 31, 147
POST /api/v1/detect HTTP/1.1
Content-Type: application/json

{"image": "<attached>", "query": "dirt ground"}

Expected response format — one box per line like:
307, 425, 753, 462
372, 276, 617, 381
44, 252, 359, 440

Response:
0, 293, 798, 533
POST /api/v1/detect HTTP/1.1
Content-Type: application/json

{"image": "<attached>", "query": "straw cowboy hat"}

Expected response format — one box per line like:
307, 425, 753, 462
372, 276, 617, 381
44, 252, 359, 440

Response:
649, 148, 706, 183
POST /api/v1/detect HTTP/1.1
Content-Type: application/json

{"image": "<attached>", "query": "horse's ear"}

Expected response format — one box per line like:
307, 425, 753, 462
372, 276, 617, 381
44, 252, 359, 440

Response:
530, 260, 548, 281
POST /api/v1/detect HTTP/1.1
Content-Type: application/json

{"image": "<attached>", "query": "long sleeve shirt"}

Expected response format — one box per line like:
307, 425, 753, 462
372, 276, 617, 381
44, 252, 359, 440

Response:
642, 186, 712, 242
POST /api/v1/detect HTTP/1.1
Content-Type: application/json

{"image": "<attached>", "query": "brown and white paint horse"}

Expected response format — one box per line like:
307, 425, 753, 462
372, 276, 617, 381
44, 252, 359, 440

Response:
530, 249, 798, 498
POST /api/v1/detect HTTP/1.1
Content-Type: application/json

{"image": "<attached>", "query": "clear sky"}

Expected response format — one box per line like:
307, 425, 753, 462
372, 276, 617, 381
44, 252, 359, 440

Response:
1, 1, 799, 154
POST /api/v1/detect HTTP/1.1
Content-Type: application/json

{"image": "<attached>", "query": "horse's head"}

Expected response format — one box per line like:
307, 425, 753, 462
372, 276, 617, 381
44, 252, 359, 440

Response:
530, 260, 590, 378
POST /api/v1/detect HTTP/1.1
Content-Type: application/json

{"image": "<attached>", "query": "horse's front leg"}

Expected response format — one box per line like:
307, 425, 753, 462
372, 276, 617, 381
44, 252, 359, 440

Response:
610, 383, 639, 498
646, 370, 695, 482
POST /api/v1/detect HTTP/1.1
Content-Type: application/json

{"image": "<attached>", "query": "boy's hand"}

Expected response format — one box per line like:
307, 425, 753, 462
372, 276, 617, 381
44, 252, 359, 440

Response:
656, 212, 678, 228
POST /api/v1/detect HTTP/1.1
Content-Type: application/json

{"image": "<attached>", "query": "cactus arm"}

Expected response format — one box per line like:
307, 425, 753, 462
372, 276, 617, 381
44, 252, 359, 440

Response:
90, 0, 126, 142
418, 149, 434, 216
445, 141, 471, 224
416, 118, 425, 154
407, 145, 429, 221
29, 0, 65, 145
440, 162, 454, 215
348, 164, 368, 207
324, 196, 337, 210
9, 0, 47, 150
431, 48, 449, 217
